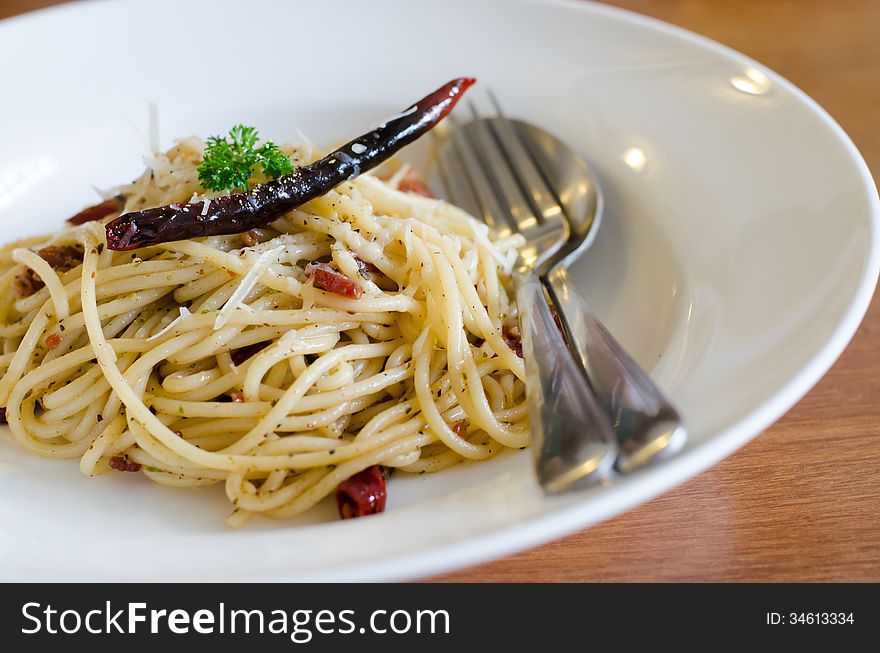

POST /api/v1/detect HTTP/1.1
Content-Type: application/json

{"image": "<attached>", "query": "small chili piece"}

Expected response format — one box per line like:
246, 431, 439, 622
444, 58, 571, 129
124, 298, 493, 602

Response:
13, 245, 85, 298
306, 262, 363, 299
67, 195, 125, 225
109, 456, 142, 472
396, 170, 435, 198
336, 465, 387, 519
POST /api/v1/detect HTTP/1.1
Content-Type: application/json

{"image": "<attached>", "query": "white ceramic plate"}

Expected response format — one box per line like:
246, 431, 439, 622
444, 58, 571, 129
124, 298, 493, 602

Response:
1, 0, 877, 581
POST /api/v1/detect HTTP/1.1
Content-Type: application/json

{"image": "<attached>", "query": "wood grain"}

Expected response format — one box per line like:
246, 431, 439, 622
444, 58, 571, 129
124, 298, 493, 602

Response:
2, 0, 878, 581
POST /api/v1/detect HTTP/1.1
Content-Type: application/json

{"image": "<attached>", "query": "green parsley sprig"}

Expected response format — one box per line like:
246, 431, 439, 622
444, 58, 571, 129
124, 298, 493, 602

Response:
197, 124, 294, 192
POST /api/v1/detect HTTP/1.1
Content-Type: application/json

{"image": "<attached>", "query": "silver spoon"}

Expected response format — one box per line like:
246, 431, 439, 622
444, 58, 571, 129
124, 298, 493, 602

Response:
505, 115, 688, 473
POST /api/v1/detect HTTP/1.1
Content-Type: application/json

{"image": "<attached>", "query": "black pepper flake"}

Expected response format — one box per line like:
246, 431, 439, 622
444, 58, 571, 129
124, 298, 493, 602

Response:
96, 414, 103, 422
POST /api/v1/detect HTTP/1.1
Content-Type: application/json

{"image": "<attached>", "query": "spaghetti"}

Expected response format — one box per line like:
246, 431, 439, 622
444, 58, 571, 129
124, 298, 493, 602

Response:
0, 137, 529, 527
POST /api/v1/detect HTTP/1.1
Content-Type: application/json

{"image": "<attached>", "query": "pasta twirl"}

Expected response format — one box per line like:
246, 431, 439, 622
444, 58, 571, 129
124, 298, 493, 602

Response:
0, 139, 529, 527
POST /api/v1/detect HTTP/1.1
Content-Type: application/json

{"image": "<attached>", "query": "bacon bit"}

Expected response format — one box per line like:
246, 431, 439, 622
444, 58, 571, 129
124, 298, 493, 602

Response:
502, 324, 523, 358
452, 420, 467, 437
13, 245, 85, 297
240, 230, 261, 247
306, 262, 363, 299
66, 195, 125, 225
230, 342, 269, 366
336, 465, 387, 519
45, 332, 63, 350
229, 392, 244, 403
108, 455, 141, 472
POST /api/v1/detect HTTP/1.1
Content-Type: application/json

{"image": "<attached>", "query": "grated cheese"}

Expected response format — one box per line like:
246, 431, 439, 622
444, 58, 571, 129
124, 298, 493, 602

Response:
214, 246, 283, 330
147, 306, 191, 341
469, 219, 508, 267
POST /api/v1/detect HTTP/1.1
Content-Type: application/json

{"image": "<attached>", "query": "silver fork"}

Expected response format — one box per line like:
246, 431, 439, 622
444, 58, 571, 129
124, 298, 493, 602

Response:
436, 111, 617, 492
436, 97, 687, 489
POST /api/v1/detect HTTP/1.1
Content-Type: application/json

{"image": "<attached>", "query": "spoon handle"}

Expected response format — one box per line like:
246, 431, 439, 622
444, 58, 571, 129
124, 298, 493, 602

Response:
515, 269, 617, 492
544, 266, 687, 473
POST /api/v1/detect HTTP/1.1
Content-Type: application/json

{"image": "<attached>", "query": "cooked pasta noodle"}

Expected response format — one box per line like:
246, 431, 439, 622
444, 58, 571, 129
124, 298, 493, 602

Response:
0, 138, 529, 527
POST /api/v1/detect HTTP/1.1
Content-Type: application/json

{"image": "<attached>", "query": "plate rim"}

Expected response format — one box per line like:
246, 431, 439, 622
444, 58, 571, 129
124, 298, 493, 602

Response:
1, 0, 878, 581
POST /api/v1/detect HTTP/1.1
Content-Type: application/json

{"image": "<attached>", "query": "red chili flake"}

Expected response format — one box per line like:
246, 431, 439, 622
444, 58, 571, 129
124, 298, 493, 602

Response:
45, 332, 63, 350
66, 195, 125, 225
502, 324, 523, 358
229, 392, 244, 403
230, 341, 269, 366
452, 420, 467, 437
109, 456, 141, 472
336, 465, 387, 519
306, 262, 363, 299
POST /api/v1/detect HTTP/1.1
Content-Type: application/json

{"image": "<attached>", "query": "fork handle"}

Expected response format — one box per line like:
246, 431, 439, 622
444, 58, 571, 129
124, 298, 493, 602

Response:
544, 266, 687, 473
514, 269, 616, 493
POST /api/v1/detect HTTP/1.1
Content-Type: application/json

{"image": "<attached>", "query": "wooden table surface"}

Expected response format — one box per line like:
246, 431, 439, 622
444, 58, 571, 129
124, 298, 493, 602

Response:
3, 0, 878, 581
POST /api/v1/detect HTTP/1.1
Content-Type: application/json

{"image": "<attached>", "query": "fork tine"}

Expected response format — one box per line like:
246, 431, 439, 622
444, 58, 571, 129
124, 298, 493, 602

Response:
486, 91, 564, 225
444, 113, 517, 237
433, 133, 500, 234
464, 101, 543, 234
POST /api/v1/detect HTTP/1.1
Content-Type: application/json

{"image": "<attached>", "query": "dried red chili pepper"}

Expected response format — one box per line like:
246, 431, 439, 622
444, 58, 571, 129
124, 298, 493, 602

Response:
105, 78, 476, 250
336, 465, 387, 519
